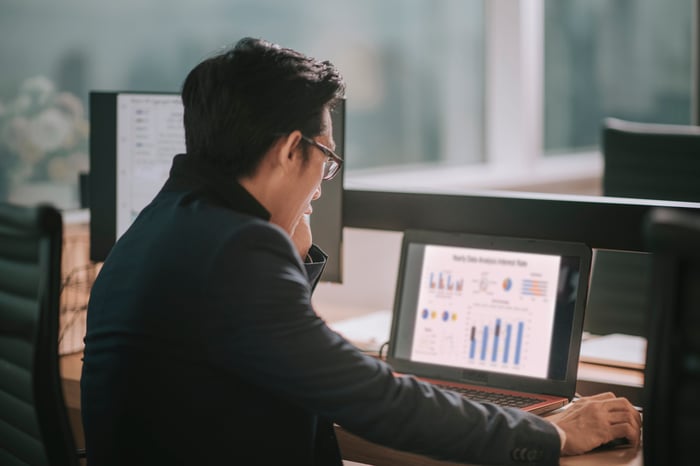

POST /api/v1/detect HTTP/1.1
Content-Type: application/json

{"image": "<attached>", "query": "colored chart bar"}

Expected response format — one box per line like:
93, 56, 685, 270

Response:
469, 326, 476, 359
491, 319, 501, 362
480, 326, 489, 361
515, 321, 524, 365
503, 324, 512, 364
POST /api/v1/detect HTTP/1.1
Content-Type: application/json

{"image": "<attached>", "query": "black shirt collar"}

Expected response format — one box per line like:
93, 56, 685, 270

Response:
164, 153, 270, 221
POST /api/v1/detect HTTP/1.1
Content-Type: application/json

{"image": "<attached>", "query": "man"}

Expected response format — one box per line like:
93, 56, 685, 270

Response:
81, 37, 641, 465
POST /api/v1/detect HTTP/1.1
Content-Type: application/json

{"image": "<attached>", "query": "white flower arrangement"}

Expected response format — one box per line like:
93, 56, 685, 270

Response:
0, 76, 89, 196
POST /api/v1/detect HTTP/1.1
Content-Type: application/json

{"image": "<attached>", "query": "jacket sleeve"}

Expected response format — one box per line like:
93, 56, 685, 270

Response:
207, 223, 562, 466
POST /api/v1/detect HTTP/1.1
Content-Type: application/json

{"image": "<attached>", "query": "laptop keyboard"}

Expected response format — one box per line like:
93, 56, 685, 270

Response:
435, 384, 546, 408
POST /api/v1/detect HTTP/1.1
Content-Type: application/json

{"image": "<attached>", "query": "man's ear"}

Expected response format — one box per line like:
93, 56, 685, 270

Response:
272, 131, 306, 179
277, 130, 304, 161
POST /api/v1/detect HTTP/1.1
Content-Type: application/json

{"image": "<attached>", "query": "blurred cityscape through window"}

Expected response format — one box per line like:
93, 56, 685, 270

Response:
0, 0, 692, 207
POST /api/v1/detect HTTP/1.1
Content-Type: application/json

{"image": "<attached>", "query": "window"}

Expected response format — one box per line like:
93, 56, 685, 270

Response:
0, 0, 694, 209
544, 0, 693, 154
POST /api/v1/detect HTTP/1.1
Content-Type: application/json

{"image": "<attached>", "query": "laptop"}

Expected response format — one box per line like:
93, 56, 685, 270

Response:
387, 229, 592, 415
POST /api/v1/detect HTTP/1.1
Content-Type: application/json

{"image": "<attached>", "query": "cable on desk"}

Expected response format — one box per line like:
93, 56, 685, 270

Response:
378, 341, 389, 361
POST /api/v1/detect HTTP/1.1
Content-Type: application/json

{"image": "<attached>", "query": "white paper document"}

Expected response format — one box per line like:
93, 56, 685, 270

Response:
579, 333, 647, 370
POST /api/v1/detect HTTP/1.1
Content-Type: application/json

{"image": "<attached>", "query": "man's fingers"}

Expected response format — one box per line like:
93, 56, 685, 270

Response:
606, 411, 643, 439
579, 391, 616, 402
609, 423, 641, 449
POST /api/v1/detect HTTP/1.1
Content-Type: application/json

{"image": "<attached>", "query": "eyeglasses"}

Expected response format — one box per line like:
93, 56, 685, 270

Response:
300, 135, 344, 181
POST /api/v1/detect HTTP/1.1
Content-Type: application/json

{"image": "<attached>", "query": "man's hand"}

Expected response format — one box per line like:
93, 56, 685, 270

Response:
291, 214, 313, 260
548, 392, 642, 456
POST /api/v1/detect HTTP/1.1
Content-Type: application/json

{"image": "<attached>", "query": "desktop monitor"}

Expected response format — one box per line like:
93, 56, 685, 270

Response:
89, 91, 345, 283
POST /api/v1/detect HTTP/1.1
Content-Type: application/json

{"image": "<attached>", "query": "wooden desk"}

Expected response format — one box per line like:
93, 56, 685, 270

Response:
335, 426, 642, 466
61, 353, 642, 465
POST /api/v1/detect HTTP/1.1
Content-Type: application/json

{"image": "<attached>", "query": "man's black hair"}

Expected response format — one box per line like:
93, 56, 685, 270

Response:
181, 37, 346, 177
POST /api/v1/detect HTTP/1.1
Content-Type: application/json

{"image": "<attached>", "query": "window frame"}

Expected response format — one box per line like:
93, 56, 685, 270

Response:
345, 0, 603, 196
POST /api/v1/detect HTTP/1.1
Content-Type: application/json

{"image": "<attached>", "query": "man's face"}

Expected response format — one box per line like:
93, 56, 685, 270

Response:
291, 107, 335, 221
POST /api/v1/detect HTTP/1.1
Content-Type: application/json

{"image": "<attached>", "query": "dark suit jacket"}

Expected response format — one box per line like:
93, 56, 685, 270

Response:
81, 153, 561, 465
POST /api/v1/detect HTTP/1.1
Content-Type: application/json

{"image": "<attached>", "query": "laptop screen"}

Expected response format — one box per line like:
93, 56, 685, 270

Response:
388, 230, 592, 396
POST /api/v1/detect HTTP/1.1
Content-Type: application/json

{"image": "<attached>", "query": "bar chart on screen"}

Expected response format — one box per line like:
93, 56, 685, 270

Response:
467, 318, 525, 365
408, 244, 563, 378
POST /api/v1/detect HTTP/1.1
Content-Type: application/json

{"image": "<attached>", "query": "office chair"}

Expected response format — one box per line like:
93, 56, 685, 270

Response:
0, 202, 82, 465
602, 117, 700, 202
643, 207, 700, 466
585, 118, 700, 338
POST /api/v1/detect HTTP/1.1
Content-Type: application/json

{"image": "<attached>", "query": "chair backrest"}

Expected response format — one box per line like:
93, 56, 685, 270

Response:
643, 207, 700, 466
602, 117, 700, 202
0, 202, 79, 465
586, 118, 700, 338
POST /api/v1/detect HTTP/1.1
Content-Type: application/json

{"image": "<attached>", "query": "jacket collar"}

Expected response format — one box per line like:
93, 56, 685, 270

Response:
164, 153, 270, 221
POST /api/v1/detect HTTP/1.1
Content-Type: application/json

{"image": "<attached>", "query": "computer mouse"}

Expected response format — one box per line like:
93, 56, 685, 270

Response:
594, 437, 631, 451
